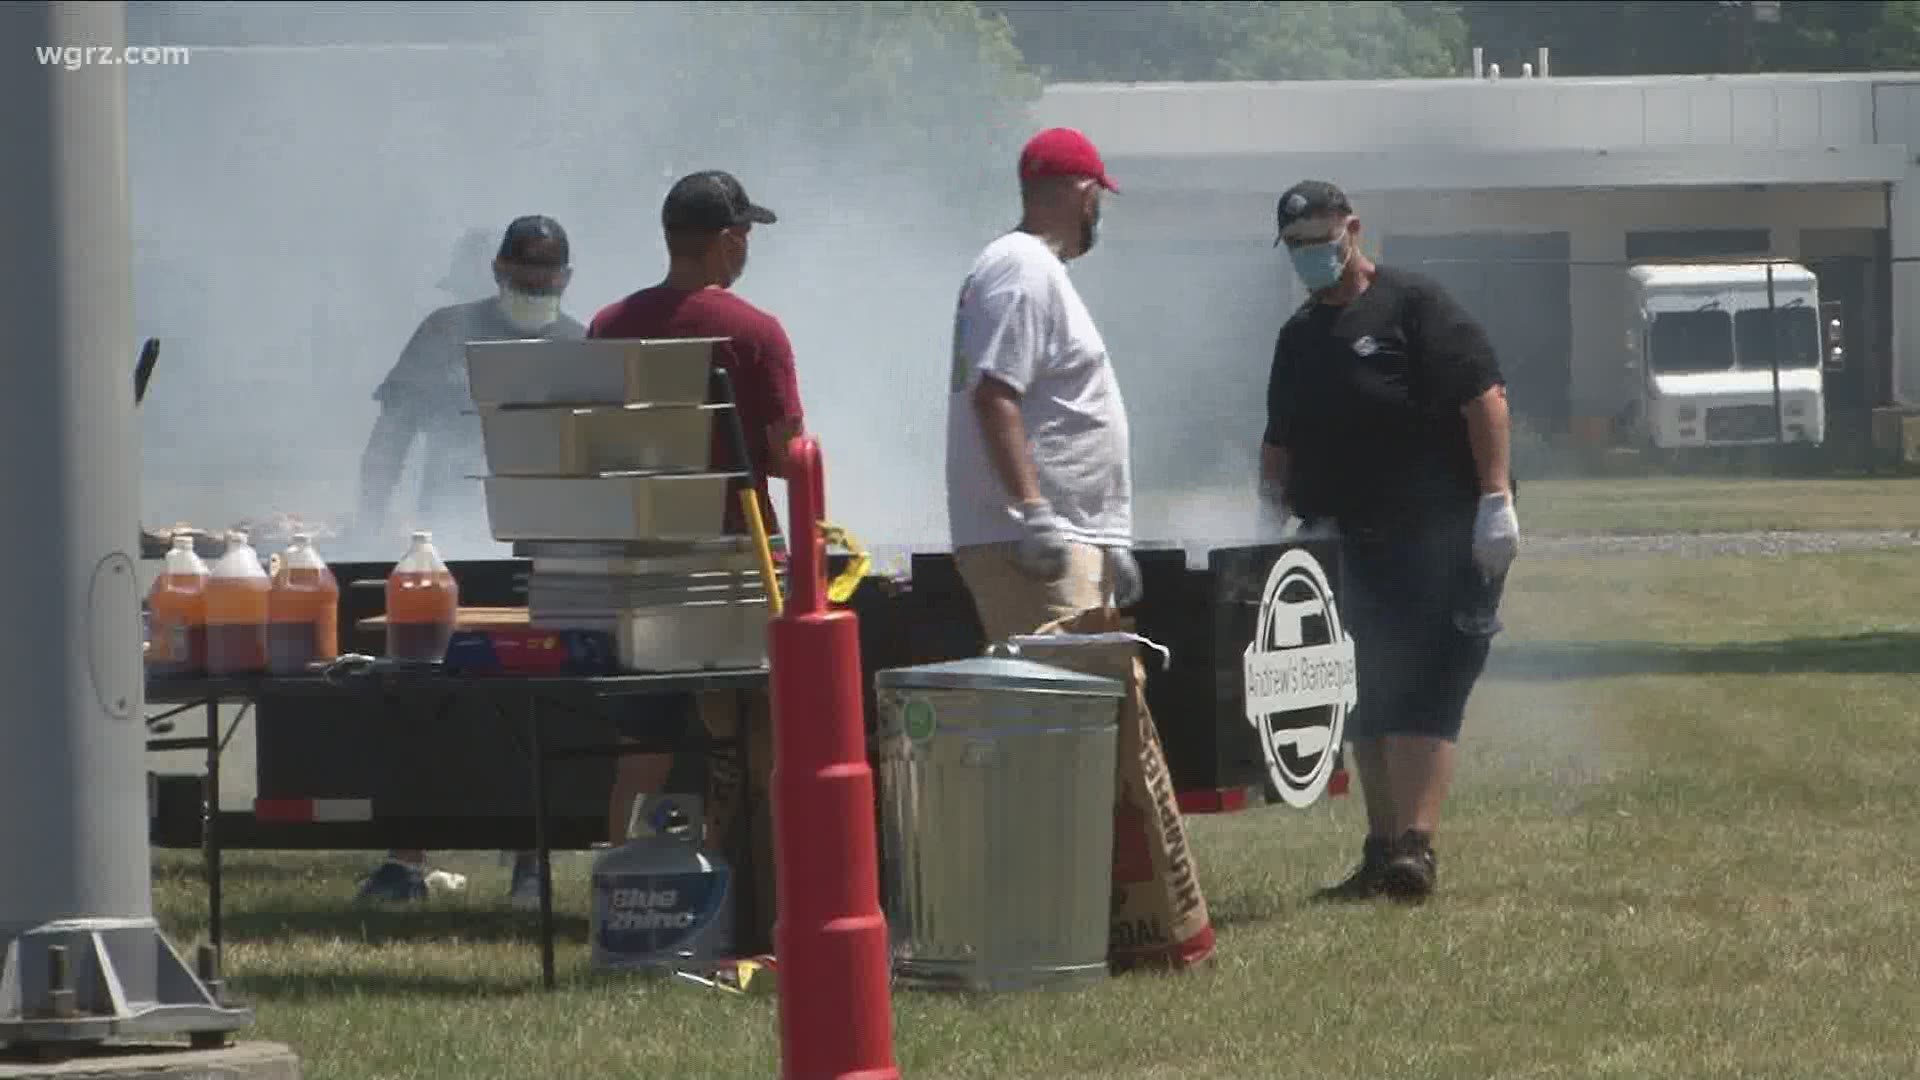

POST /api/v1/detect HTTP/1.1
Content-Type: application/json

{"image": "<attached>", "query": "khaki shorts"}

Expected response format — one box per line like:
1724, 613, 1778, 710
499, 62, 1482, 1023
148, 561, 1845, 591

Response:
954, 541, 1113, 645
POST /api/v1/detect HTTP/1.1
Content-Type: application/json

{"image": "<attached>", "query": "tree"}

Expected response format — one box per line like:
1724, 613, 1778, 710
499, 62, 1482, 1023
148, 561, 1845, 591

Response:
518, 1, 1039, 220
1458, 0, 1920, 77
983, 1, 1469, 83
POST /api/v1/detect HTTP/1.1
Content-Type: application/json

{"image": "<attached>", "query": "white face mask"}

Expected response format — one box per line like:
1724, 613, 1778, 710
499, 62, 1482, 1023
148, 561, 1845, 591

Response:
498, 287, 561, 332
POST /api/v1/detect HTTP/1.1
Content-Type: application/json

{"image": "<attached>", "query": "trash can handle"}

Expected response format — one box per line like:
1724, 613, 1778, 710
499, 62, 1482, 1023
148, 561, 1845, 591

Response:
994, 632, 1172, 670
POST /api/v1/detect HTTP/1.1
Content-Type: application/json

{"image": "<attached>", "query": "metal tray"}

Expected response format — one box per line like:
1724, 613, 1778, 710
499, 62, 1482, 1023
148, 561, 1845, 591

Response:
465, 337, 722, 407
527, 550, 764, 578
512, 537, 759, 561
529, 570, 767, 614
482, 472, 744, 542
534, 599, 770, 672
479, 403, 725, 476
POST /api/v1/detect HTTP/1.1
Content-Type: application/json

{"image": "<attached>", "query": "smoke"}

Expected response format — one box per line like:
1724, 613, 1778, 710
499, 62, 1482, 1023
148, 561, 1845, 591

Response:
125, 1, 1027, 561
119, 2, 1587, 569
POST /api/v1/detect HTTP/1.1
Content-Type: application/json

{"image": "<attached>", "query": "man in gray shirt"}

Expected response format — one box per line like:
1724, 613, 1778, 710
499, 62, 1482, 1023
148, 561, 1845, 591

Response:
946, 128, 1141, 642
354, 216, 587, 554
351, 215, 584, 909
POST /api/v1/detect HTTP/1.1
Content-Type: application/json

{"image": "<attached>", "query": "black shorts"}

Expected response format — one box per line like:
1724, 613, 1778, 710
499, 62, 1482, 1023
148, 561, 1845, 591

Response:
1338, 516, 1504, 743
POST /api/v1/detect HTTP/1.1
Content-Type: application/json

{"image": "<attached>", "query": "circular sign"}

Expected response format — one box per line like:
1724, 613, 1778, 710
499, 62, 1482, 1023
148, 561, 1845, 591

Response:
1241, 547, 1358, 808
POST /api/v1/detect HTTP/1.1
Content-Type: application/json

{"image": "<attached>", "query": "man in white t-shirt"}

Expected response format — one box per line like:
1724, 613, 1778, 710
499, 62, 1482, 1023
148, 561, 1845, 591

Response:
945, 127, 1140, 643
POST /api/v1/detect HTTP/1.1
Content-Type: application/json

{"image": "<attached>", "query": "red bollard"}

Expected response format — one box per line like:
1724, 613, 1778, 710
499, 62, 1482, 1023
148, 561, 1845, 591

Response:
770, 436, 899, 1080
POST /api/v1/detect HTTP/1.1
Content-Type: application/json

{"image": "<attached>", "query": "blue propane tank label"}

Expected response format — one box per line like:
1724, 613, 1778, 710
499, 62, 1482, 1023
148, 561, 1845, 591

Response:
591, 869, 732, 969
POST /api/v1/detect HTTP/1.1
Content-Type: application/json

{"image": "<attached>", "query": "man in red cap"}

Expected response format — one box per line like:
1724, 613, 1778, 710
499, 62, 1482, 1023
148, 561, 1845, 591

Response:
945, 127, 1141, 645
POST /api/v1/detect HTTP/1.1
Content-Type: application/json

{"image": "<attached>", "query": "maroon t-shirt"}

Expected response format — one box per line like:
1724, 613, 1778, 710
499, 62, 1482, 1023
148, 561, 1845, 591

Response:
588, 286, 803, 535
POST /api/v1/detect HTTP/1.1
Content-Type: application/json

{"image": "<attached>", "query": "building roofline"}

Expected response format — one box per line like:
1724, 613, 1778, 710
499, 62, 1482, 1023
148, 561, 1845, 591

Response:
1043, 71, 1920, 95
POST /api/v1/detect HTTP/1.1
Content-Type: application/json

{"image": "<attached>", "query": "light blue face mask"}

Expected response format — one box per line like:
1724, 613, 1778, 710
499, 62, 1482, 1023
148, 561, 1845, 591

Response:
1289, 239, 1347, 291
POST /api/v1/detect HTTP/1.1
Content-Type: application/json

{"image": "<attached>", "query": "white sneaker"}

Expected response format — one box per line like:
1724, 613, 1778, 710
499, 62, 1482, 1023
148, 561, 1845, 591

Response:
424, 869, 469, 894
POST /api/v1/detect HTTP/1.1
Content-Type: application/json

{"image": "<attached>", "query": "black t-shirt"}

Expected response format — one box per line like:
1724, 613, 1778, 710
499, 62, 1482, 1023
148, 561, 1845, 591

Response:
1263, 266, 1503, 532
371, 298, 586, 510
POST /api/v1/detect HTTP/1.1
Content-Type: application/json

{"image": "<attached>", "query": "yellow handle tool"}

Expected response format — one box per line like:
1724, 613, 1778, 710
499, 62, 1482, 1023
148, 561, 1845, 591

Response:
740, 488, 784, 618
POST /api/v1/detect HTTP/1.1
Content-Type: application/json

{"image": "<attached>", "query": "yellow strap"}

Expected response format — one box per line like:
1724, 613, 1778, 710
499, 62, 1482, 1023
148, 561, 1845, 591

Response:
819, 521, 871, 605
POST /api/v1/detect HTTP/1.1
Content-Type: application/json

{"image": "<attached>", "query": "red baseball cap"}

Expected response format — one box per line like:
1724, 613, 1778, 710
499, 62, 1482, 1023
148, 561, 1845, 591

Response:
1018, 128, 1119, 192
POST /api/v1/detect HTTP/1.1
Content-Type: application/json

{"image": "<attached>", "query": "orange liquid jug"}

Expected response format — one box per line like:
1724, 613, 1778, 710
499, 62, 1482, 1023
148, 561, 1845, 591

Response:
386, 530, 459, 663
147, 534, 209, 677
268, 533, 341, 674
205, 531, 270, 675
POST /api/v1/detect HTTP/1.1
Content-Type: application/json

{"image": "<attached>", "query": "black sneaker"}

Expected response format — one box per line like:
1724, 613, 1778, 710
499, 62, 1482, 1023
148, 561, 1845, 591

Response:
354, 858, 428, 904
1381, 830, 1438, 903
1310, 836, 1393, 903
508, 853, 542, 911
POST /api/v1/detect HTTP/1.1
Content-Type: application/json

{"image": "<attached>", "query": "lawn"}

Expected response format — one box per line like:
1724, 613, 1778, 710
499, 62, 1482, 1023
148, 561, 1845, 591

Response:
1133, 475, 1920, 540
148, 547, 1920, 1079
1513, 475, 1920, 536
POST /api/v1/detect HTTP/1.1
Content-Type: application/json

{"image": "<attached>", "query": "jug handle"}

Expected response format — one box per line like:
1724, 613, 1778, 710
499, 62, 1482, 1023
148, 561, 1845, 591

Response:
993, 632, 1172, 671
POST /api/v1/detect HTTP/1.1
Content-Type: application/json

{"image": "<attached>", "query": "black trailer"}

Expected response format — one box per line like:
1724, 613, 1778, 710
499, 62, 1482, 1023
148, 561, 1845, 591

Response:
147, 540, 1350, 853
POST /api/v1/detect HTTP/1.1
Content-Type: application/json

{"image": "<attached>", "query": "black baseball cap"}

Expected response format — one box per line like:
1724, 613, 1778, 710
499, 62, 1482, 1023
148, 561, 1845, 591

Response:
497, 215, 570, 266
1273, 180, 1354, 246
661, 170, 778, 232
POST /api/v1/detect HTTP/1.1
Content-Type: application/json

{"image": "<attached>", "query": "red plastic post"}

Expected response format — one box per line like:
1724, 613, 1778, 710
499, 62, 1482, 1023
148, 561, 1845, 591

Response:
769, 436, 899, 1080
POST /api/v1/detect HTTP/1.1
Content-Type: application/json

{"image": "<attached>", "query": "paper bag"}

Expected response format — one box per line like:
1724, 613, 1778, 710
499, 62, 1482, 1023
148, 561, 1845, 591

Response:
1028, 607, 1217, 974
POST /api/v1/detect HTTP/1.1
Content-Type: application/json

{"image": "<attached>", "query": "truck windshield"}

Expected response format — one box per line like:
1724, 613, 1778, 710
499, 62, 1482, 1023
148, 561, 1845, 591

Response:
1734, 305, 1821, 371
1648, 310, 1734, 374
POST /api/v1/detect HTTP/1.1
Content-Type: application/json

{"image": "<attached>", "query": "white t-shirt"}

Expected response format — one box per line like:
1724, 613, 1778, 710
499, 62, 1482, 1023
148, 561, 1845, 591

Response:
945, 231, 1133, 550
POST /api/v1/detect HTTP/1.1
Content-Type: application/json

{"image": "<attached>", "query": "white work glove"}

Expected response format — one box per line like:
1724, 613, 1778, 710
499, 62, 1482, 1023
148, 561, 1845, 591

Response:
1472, 491, 1520, 580
1009, 500, 1070, 582
1104, 546, 1144, 608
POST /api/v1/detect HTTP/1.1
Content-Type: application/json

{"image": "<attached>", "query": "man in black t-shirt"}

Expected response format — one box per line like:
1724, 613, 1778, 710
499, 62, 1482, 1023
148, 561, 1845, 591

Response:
1258, 180, 1521, 903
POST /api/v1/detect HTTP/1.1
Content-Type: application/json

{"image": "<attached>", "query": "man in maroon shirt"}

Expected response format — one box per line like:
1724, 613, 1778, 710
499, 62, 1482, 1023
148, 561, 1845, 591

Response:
589, 170, 804, 534
586, 170, 802, 950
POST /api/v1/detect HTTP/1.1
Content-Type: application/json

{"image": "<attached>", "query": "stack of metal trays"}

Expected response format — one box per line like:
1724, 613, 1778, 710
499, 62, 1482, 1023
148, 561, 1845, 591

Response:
468, 338, 771, 673
469, 338, 747, 542
510, 539, 771, 672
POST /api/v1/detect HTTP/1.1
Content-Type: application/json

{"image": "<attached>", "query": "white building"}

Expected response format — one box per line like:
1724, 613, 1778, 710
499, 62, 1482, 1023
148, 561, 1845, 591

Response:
1034, 70, 1920, 454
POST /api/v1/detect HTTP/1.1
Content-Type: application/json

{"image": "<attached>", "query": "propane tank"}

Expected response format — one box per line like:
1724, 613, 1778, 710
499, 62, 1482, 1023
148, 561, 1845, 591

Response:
589, 794, 733, 974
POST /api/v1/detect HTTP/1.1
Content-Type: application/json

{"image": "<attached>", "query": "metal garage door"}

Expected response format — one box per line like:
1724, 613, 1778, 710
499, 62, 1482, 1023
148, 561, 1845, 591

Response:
1382, 232, 1573, 436
1076, 191, 1293, 517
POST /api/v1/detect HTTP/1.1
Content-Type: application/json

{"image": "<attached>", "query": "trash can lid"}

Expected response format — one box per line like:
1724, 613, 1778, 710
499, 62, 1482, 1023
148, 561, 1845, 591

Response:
875, 655, 1124, 696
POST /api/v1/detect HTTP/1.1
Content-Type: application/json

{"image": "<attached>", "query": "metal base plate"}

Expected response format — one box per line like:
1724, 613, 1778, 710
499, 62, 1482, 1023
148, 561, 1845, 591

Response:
0, 1040, 300, 1078
0, 920, 252, 1053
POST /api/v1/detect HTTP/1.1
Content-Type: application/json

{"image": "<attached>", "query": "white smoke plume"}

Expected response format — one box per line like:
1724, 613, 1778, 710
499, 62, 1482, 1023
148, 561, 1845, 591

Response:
126, 1, 1035, 560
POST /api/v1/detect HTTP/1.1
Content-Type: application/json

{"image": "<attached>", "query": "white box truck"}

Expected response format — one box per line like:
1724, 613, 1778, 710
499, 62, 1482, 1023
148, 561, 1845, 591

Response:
1622, 262, 1834, 451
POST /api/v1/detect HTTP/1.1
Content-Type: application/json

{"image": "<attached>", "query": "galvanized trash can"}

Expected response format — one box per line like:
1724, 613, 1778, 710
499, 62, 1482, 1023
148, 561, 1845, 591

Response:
874, 655, 1124, 992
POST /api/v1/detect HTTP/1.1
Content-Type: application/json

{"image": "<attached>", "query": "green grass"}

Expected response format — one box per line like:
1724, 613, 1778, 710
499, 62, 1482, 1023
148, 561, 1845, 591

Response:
1515, 475, 1920, 535
149, 549, 1920, 1078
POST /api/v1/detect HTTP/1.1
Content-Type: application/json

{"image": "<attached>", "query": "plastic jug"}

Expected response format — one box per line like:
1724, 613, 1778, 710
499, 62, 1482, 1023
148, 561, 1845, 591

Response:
205, 531, 270, 675
146, 534, 209, 677
590, 794, 734, 974
268, 532, 340, 674
386, 530, 459, 662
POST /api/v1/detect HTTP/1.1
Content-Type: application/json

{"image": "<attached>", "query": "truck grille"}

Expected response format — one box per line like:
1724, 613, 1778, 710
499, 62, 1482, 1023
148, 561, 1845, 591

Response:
1704, 404, 1779, 442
